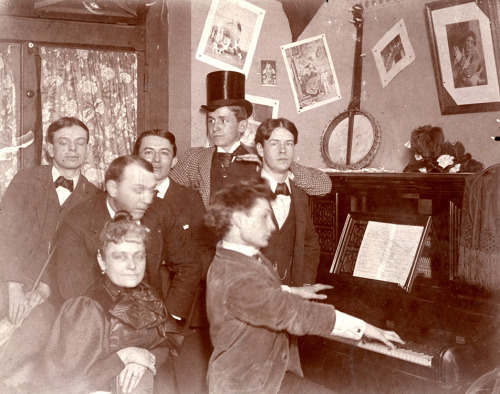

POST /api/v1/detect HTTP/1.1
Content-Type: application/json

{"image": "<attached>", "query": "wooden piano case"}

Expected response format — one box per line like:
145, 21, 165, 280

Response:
302, 173, 500, 393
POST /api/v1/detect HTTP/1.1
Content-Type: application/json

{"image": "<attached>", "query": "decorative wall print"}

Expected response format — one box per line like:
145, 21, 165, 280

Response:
196, 0, 265, 77
240, 94, 279, 146
281, 35, 341, 113
426, 0, 500, 114
372, 19, 415, 87
261, 60, 276, 86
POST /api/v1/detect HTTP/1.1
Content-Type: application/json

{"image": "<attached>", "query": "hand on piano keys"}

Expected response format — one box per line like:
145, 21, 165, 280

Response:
364, 323, 405, 349
284, 283, 334, 300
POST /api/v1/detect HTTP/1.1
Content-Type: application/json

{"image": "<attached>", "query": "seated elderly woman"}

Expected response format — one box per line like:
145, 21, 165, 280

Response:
37, 211, 183, 393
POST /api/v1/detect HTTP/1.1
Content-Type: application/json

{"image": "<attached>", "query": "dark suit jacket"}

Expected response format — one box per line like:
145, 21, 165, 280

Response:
56, 192, 200, 319
207, 246, 336, 394
160, 179, 215, 278
288, 181, 321, 286
0, 165, 99, 294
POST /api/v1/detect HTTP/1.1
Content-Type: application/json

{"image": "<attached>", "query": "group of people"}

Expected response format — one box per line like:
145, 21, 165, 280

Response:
0, 70, 402, 394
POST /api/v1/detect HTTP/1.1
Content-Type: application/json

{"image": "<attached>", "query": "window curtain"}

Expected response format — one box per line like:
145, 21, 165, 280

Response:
0, 44, 19, 199
39, 47, 138, 187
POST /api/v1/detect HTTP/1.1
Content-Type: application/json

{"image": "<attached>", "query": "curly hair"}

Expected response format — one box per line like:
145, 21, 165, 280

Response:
204, 179, 275, 240
98, 210, 149, 252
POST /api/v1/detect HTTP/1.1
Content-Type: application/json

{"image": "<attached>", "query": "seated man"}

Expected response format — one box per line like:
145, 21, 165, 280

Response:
0, 117, 99, 385
55, 155, 200, 321
204, 180, 404, 394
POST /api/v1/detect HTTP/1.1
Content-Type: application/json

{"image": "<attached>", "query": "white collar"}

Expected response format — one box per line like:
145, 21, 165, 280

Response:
155, 177, 170, 199
52, 165, 80, 187
216, 141, 241, 154
220, 240, 259, 258
261, 169, 291, 193
106, 198, 116, 219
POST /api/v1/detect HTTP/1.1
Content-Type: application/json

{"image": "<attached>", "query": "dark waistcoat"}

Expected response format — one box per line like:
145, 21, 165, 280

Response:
210, 145, 260, 200
261, 200, 296, 286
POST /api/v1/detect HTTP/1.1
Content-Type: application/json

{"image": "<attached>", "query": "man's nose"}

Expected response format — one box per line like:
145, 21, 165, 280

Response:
68, 141, 77, 151
153, 152, 160, 162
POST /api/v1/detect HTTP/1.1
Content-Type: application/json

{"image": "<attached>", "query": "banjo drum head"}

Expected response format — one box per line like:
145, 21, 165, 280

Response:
321, 110, 381, 170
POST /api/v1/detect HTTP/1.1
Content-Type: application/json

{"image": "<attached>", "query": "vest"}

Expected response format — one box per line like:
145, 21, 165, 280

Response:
210, 145, 260, 201
261, 199, 296, 286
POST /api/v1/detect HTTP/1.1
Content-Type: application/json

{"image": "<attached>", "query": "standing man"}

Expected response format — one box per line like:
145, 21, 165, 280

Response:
0, 117, 99, 381
170, 70, 332, 209
133, 129, 214, 278
204, 180, 404, 394
55, 155, 200, 322
255, 118, 320, 287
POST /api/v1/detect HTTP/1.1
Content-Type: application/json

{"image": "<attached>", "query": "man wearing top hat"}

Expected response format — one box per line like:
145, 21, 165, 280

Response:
170, 70, 332, 209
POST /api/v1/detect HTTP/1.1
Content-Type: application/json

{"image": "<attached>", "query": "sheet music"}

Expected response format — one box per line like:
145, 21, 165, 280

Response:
353, 221, 424, 286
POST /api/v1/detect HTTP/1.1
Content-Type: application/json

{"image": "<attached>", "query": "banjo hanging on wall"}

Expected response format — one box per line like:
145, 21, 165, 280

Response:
321, 4, 381, 170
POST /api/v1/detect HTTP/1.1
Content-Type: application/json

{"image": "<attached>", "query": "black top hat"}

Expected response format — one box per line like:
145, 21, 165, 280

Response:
201, 71, 253, 117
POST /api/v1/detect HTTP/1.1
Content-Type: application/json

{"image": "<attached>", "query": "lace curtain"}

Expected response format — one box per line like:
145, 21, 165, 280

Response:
40, 47, 138, 187
0, 44, 18, 200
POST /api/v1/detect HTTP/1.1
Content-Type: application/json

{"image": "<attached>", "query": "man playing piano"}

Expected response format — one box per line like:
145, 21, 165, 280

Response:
204, 180, 404, 394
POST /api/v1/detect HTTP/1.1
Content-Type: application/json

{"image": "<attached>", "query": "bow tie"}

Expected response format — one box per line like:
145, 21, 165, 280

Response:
275, 182, 290, 196
216, 152, 233, 168
54, 175, 74, 192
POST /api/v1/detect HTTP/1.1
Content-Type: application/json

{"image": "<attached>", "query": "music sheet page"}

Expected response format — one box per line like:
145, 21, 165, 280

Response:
353, 221, 424, 286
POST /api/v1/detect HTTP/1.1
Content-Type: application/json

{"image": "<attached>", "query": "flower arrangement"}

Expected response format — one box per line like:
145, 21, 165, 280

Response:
403, 125, 484, 173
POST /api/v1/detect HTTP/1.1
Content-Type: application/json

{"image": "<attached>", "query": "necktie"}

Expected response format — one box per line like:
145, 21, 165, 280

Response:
217, 152, 233, 168
275, 182, 290, 196
54, 176, 74, 192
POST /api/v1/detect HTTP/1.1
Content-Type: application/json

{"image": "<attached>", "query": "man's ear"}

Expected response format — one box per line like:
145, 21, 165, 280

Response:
238, 119, 248, 134
172, 157, 178, 168
256, 142, 264, 158
46, 142, 54, 159
97, 250, 106, 272
106, 180, 117, 198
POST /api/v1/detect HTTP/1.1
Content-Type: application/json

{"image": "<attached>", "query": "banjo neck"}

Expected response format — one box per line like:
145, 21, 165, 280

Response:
348, 4, 364, 111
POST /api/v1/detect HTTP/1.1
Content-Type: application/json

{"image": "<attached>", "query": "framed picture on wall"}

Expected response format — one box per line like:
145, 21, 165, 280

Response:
426, 0, 500, 114
281, 35, 341, 113
372, 19, 415, 88
240, 94, 279, 146
195, 0, 265, 77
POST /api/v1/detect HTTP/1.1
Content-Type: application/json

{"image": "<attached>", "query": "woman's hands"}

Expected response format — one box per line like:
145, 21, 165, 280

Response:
117, 347, 156, 393
117, 363, 147, 394
8, 281, 51, 324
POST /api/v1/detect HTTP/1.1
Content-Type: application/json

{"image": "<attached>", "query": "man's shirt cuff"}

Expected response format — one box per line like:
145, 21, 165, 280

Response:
331, 311, 366, 340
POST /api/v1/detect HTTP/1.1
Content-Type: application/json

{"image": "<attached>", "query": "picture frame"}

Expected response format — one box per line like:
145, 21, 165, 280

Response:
260, 60, 277, 86
240, 94, 279, 146
426, 0, 500, 114
281, 35, 341, 113
372, 19, 415, 88
195, 0, 265, 77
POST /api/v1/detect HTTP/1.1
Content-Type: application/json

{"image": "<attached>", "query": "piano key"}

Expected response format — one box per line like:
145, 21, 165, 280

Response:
329, 335, 434, 367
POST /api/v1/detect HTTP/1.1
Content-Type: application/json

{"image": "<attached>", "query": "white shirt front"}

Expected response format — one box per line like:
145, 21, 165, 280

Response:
155, 177, 170, 199
52, 166, 79, 206
261, 170, 291, 229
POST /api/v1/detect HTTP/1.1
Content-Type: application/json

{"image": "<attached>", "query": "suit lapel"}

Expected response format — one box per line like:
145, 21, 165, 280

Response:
36, 166, 59, 228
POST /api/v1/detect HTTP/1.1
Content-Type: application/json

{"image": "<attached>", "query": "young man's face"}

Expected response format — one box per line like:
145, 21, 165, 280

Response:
256, 127, 295, 178
235, 197, 276, 249
138, 135, 176, 184
106, 163, 156, 221
47, 125, 88, 172
207, 106, 246, 151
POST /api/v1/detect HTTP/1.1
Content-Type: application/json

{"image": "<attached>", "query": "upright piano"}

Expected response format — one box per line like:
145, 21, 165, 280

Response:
301, 173, 500, 393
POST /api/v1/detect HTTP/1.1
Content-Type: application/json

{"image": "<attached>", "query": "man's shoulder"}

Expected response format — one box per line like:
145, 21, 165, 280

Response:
9, 165, 51, 183
63, 191, 107, 222
179, 146, 214, 160
78, 174, 100, 195
169, 180, 202, 199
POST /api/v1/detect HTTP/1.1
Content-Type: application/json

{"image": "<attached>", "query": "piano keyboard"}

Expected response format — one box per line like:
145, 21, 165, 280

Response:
330, 336, 434, 367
